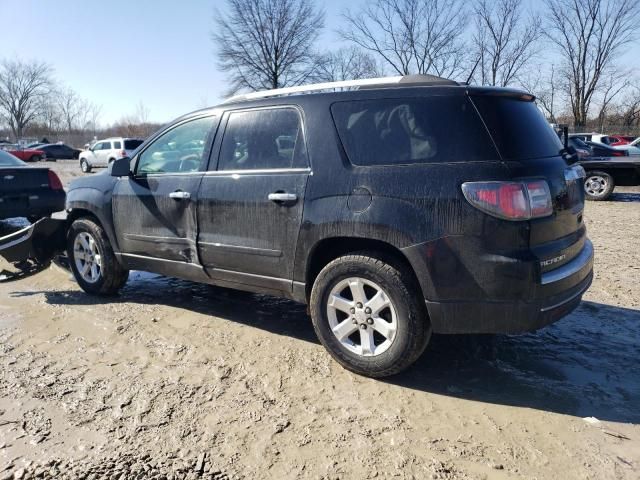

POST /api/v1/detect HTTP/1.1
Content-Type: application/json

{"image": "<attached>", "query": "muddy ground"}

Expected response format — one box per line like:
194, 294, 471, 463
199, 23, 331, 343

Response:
0, 160, 639, 479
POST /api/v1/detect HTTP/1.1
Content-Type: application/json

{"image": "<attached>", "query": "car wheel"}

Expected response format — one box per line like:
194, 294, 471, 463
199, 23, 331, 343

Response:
67, 217, 129, 295
30, 155, 41, 162
108, 158, 115, 164
584, 171, 614, 200
80, 159, 91, 173
310, 252, 431, 378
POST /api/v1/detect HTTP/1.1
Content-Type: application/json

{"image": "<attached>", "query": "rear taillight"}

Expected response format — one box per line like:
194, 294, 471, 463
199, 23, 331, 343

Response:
120, 150, 127, 157
48, 170, 63, 190
462, 180, 553, 221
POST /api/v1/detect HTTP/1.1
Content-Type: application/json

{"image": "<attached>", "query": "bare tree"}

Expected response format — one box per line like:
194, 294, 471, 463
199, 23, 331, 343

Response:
212, 0, 325, 95
37, 92, 63, 135
472, 0, 541, 87
543, 0, 640, 126
87, 103, 102, 133
520, 65, 564, 123
595, 68, 630, 130
0, 59, 53, 140
340, 0, 468, 78
315, 47, 382, 82
617, 83, 640, 128
57, 86, 87, 134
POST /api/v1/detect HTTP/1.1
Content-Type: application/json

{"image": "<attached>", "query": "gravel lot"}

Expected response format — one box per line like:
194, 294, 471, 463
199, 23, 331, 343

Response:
0, 160, 639, 479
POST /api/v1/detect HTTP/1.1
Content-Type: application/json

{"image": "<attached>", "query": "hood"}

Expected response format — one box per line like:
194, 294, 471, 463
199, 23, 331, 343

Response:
68, 168, 118, 193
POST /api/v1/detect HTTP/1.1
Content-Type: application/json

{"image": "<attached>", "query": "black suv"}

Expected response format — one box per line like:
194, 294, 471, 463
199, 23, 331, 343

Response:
21, 76, 596, 377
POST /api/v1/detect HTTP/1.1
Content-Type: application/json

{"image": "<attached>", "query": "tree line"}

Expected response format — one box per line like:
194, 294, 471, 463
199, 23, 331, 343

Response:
0, 59, 159, 146
213, 0, 640, 130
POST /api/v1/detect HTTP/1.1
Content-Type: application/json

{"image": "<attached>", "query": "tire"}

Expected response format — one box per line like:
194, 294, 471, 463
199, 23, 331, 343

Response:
67, 217, 129, 295
29, 155, 41, 162
80, 159, 91, 173
108, 158, 115, 164
584, 171, 614, 200
310, 252, 431, 378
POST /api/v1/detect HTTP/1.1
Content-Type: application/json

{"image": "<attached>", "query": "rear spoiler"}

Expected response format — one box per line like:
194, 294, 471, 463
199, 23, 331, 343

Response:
0, 218, 67, 282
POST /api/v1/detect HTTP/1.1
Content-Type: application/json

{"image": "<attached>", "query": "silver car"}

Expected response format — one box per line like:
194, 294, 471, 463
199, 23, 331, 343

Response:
79, 137, 144, 172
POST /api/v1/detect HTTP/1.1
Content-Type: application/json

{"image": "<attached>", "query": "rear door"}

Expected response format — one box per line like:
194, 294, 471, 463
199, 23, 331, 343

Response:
90, 142, 107, 166
471, 94, 586, 269
112, 115, 217, 262
196, 106, 309, 292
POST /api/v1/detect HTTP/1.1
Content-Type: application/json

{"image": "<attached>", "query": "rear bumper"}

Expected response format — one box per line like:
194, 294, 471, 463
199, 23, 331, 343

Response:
0, 190, 66, 219
423, 239, 594, 334
0, 218, 67, 264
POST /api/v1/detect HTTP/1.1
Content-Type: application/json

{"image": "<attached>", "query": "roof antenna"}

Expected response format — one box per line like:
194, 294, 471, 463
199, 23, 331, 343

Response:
465, 56, 481, 85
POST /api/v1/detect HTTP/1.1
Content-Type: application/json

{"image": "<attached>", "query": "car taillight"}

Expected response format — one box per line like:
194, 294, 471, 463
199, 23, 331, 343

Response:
120, 150, 127, 157
48, 170, 63, 190
461, 180, 553, 221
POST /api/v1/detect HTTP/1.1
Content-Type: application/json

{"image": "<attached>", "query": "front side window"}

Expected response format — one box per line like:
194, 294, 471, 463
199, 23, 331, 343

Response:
136, 116, 215, 175
331, 96, 498, 166
218, 108, 305, 171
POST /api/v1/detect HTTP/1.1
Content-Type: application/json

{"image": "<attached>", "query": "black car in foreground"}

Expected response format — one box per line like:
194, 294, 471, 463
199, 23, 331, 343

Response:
38, 143, 82, 160
0, 149, 65, 221
0, 75, 593, 377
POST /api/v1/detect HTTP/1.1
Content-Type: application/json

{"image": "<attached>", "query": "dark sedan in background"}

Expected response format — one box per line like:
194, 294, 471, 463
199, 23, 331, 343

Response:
0, 150, 65, 221
38, 143, 81, 160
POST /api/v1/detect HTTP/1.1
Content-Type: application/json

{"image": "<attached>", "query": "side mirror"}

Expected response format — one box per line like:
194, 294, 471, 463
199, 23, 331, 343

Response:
111, 157, 131, 177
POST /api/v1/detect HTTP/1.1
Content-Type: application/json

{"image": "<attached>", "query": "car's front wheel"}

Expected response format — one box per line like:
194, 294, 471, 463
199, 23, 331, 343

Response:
30, 155, 41, 162
68, 218, 129, 295
584, 171, 614, 200
80, 159, 91, 173
310, 252, 431, 378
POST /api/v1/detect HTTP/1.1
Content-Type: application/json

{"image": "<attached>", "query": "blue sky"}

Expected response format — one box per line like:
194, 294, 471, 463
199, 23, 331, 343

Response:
2, 0, 347, 124
3, 0, 638, 125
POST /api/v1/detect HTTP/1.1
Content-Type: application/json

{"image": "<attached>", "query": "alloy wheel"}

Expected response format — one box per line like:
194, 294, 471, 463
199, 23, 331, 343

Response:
326, 277, 398, 357
73, 232, 102, 283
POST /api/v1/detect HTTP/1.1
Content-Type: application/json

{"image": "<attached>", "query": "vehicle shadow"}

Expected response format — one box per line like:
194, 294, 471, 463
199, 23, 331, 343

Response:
387, 301, 640, 424
12, 272, 640, 424
610, 191, 640, 202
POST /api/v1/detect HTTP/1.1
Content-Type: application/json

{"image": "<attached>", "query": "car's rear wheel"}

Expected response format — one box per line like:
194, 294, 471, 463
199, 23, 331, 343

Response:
310, 252, 431, 378
68, 218, 128, 295
30, 155, 41, 162
584, 171, 614, 200
80, 159, 91, 173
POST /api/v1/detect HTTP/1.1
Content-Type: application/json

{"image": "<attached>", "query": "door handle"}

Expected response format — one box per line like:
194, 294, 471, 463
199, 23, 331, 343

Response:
268, 192, 297, 202
169, 191, 191, 200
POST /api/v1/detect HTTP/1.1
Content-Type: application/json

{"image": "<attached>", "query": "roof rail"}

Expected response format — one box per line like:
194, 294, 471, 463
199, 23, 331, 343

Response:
222, 74, 458, 104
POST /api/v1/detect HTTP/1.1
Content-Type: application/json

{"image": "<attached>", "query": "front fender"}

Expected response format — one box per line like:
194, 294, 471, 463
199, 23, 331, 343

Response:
67, 187, 119, 252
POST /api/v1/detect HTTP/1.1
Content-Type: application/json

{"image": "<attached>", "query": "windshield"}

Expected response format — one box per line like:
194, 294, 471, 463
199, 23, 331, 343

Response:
472, 95, 563, 161
0, 150, 27, 166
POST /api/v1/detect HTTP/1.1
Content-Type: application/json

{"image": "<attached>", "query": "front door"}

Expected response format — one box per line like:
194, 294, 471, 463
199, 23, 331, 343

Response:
112, 115, 217, 263
197, 107, 309, 292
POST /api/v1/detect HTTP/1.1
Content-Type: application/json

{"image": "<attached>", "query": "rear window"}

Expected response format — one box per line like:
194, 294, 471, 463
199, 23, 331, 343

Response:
124, 139, 143, 150
472, 96, 563, 160
113, 141, 122, 149
331, 96, 498, 166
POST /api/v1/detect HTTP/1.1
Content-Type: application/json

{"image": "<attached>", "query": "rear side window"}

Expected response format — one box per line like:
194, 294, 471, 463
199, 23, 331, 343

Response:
113, 141, 122, 149
124, 139, 143, 150
472, 96, 563, 160
218, 108, 306, 171
331, 96, 498, 166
